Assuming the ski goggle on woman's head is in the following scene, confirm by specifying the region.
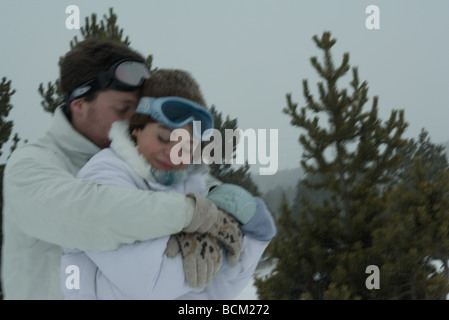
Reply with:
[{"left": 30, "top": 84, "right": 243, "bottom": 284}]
[
  {"left": 68, "top": 59, "right": 150, "bottom": 102},
  {"left": 136, "top": 96, "right": 214, "bottom": 141}
]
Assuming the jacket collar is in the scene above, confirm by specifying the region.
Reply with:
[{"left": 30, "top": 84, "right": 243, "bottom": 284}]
[
  {"left": 108, "top": 120, "right": 156, "bottom": 182},
  {"left": 48, "top": 106, "right": 100, "bottom": 170}
]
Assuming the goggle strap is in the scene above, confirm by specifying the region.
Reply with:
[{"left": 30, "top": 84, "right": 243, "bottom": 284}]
[{"left": 67, "top": 59, "right": 149, "bottom": 102}]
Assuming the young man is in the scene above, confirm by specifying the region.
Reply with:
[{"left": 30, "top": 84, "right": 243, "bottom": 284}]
[{"left": 1, "top": 39, "right": 242, "bottom": 299}]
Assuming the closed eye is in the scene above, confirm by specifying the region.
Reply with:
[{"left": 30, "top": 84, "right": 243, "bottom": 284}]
[
  {"left": 115, "top": 105, "right": 133, "bottom": 115},
  {"left": 157, "top": 135, "right": 170, "bottom": 144}
]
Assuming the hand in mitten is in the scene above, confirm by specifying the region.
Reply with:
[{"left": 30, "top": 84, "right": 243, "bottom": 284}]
[
  {"left": 183, "top": 193, "right": 219, "bottom": 233},
  {"left": 207, "top": 184, "right": 258, "bottom": 224},
  {"left": 182, "top": 193, "right": 243, "bottom": 267},
  {"left": 165, "top": 232, "right": 223, "bottom": 288},
  {"left": 207, "top": 210, "right": 243, "bottom": 267}
]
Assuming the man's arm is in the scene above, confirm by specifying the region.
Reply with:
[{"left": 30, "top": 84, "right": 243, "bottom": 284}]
[{"left": 4, "top": 148, "right": 194, "bottom": 252}]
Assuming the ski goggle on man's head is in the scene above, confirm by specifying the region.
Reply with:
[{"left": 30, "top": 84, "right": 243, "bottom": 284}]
[
  {"left": 136, "top": 96, "right": 214, "bottom": 141},
  {"left": 68, "top": 59, "right": 150, "bottom": 102}
]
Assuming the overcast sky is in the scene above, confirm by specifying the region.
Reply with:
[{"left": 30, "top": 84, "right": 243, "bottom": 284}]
[{"left": 1, "top": 0, "right": 448, "bottom": 174}]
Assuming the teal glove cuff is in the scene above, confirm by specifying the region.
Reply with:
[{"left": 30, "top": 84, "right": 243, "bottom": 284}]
[{"left": 206, "top": 183, "right": 257, "bottom": 224}]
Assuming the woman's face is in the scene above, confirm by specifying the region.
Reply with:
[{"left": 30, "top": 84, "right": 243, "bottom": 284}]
[{"left": 132, "top": 122, "right": 194, "bottom": 171}]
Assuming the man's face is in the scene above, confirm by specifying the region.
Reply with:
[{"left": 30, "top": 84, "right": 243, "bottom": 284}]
[{"left": 72, "top": 89, "right": 140, "bottom": 148}]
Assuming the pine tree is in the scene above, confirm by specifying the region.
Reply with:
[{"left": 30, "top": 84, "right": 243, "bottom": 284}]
[
  {"left": 38, "top": 7, "right": 156, "bottom": 114},
  {"left": 372, "top": 139, "right": 449, "bottom": 299},
  {"left": 254, "top": 198, "right": 301, "bottom": 299},
  {"left": 0, "top": 78, "right": 15, "bottom": 159},
  {"left": 256, "top": 31, "right": 409, "bottom": 299},
  {"left": 394, "top": 128, "right": 449, "bottom": 185},
  {"left": 376, "top": 161, "right": 449, "bottom": 299},
  {"left": 0, "top": 77, "right": 21, "bottom": 300}
]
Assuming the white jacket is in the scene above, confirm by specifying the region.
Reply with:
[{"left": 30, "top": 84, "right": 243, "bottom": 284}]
[
  {"left": 60, "top": 120, "right": 273, "bottom": 299},
  {"left": 1, "top": 107, "right": 205, "bottom": 300}
]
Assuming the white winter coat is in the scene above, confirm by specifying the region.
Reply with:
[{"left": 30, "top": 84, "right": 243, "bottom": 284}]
[
  {"left": 1, "top": 107, "right": 203, "bottom": 300},
  {"left": 60, "top": 120, "right": 272, "bottom": 299}
]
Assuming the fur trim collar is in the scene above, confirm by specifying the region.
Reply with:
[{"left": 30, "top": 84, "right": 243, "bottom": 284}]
[{"left": 108, "top": 120, "right": 156, "bottom": 182}]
